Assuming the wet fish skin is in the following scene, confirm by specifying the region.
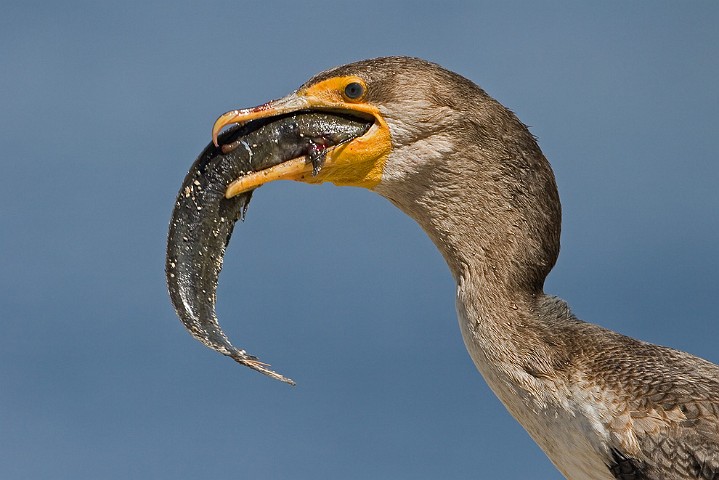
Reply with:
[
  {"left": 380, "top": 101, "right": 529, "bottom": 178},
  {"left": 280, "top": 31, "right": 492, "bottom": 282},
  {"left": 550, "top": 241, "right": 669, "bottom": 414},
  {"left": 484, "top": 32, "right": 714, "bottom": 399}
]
[{"left": 166, "top": 112, "right": 371, "bottom": 384}]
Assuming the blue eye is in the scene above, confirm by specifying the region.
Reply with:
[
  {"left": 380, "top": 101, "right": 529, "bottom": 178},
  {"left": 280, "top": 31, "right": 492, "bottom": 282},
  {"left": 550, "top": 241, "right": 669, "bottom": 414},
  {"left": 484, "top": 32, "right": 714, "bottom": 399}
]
[{"left": 344, "top": 82, "right": 365, "bottom": 100}]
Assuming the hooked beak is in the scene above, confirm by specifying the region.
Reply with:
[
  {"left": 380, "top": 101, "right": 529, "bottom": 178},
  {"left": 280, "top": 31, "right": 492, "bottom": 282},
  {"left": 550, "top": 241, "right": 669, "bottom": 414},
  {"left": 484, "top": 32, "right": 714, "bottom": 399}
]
[{"left": 211, "top": 79, "right": 392, "bottom": 198}]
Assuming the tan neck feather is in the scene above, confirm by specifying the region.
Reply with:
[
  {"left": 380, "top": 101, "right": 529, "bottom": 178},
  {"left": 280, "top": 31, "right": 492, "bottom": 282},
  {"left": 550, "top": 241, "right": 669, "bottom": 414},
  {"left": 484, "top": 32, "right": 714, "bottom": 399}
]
[{"left": 373, "top": 112, "right": 565, "bottom": 383}]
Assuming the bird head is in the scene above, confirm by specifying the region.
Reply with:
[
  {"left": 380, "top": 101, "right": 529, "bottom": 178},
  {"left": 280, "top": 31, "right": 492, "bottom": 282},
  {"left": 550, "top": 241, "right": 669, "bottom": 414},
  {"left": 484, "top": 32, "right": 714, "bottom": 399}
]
[{"left": 213, "top": 57, "right": 484, "bottom": 198}]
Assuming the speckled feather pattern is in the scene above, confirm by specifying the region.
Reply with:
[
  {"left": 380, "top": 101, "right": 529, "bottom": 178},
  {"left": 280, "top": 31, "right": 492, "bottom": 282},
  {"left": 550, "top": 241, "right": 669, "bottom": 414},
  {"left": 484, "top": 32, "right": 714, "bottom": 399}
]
[{"left": 540, "top": 297, "right": 719, "bottom": 479}]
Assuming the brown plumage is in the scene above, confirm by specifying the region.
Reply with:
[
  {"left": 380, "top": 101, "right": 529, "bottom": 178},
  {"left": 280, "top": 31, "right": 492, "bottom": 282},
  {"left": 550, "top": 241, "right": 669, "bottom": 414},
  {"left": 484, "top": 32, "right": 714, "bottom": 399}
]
[{"left": 210, "top": 57, "right": 719, "bottom": 479}]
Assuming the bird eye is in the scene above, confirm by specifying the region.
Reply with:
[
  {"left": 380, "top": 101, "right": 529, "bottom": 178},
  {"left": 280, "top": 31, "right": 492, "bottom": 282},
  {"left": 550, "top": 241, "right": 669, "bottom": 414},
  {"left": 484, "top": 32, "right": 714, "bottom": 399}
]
[{"left": 344, "top": 82, "right": 365, "bottom": 100}]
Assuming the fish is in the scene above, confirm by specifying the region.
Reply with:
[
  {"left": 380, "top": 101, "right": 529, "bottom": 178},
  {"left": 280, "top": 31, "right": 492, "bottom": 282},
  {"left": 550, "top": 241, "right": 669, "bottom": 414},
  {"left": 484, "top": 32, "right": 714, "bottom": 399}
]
[{"left": 166, "top": 112, "right": 371, "bottom": 385}]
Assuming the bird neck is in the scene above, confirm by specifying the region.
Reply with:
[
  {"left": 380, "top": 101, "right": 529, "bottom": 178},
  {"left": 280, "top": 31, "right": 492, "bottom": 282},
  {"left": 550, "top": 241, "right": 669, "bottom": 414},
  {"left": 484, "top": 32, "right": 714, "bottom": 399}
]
[
  {"left": 376, "top": 136, "right": 561, "bottom": 295},
  {"left": 374, "top": 121, "right": 564, "bottom": 387}
]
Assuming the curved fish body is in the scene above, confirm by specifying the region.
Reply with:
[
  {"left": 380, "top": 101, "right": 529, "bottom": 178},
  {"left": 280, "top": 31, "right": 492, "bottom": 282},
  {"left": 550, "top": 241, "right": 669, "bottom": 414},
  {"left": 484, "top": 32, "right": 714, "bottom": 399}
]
[{"left": 166, "top": 112, "right": 371, "bottom": 384}]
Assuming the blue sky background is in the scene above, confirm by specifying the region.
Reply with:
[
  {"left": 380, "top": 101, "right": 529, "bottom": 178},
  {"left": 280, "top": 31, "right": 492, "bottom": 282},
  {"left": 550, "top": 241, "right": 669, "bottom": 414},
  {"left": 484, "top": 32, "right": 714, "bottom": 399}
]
[{"left": 1, "top": 2, "right": 718, "bottom": 478}]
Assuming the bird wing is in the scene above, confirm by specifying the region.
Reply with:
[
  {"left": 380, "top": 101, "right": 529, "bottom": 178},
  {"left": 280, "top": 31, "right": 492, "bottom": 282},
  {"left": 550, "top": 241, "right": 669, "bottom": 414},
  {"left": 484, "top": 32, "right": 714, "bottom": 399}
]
[
  {"left": 609, "top": 399, "right": 719, "bottom": 479},
  {"left": 596, "top": 339, "right": 719, "bottom": 479},
  {"left": 560, "top": 318, "right": 719, "bottom": 479}
]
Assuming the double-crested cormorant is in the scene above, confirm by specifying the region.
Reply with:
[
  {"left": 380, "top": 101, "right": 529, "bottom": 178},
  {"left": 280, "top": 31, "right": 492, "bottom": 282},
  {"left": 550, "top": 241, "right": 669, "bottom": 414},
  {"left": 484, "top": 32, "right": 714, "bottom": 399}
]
[{"left": 210, "top": 57, "right": 719, "bottom": 480}]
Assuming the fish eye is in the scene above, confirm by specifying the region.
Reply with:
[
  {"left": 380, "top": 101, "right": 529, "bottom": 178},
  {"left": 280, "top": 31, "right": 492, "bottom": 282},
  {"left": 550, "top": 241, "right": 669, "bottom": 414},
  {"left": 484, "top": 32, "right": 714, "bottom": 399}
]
[{"left": 344, "top": 82, "right": 365, "bottom": 100}]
